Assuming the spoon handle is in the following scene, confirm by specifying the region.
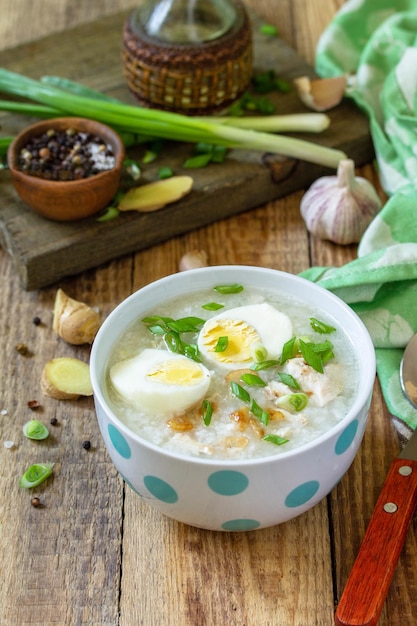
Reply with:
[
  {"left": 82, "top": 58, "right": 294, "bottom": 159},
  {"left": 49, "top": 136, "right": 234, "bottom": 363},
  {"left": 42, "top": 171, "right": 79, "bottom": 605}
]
[{"left": 335, "top": 457, "right": 417, "bottom": 626}]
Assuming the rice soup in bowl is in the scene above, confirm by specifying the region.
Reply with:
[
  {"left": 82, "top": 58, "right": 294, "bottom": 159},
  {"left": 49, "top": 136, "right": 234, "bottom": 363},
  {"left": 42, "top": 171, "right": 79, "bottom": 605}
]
[{"left": 90, "top": 266, "right": 376, "bottom": 531}]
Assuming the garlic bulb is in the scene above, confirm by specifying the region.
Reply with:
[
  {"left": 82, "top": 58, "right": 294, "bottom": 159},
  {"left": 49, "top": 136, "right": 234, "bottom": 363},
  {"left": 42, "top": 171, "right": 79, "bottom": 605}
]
[{"left": 300, "top": 159, "right": 382, "bottom": 245}]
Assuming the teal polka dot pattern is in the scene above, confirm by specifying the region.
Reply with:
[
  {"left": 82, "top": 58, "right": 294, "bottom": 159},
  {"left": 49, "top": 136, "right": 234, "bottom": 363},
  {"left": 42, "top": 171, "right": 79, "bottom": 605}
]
[
  {"left": 208, "top": 470, "right": 249, "bottom": 495},
  {"left": 221, "top": 519, "right": 261, "bottom": 531},
  {"left": 285, "top": 480, "right": 320, "bottom": 508},
  {"left": 335, "top": 419, "right": 359, "bottom": 455},
  {"left": 108, "top": 424, "right": 131, "bottom": 459},
  {"left": 122, "top": 475, "right": 143, "bottom": 497},
  {"left": 144, "top": 475, "right": 178, "bottom": 503}
]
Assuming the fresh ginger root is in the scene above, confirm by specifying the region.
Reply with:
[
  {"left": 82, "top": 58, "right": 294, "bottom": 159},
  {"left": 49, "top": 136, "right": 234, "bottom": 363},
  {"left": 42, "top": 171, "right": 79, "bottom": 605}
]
[
  {"left": 53, "top": 288, "right": 101, "bottom": 345},
  {"left": 118, "top": 176, "right": 193, "bottom": 212},
  {"left": 41, "top": 357, "right": 93, "bottom": 400}
]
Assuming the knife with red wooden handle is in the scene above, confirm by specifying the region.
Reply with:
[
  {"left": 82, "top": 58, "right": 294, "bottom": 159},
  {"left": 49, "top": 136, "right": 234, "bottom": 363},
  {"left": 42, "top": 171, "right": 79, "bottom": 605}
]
[{"left": 334, "top": 428, "right": 417, "bottom": 626}]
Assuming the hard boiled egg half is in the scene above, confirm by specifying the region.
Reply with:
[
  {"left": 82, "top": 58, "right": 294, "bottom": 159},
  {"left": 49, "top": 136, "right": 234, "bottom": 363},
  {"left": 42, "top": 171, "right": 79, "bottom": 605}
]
[
  {"left": 198, "top": 303, "right": 293, "bottom": 370},
  {"left": 109, "top": 348, "right": 211, "bottom": 415}
]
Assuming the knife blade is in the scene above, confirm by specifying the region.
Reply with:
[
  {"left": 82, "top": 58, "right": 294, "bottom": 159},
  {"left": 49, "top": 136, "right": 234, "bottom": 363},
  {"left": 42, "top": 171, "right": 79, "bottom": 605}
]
[{"left": 335, "top": 336, "right": 417, "bottom": 626}]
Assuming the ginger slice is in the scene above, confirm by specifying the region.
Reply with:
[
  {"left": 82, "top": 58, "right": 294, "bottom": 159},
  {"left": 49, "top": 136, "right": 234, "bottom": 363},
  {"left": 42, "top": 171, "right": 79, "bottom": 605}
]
[
  {"left": 118, "top": 176, "right": 193, "bottom": 212},
  {"left": 41, "top": 357, "right": 93, "bottom": 400},
  {"left": 53, "top": 288, "right": 101, "bottom": 345}
]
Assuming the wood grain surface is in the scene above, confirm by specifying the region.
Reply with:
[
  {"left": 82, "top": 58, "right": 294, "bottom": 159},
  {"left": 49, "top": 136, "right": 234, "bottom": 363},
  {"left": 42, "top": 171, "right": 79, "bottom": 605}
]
[{"left": 0, "top": 2, "right": 415, "bottom": 626}]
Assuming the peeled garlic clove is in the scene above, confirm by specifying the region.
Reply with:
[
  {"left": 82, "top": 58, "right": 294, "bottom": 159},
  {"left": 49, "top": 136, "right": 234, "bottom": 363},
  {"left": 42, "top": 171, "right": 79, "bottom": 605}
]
[
  {"left": 294, "top": 75, "right": 347, "bottom": 111},
  {"left": 53, "top": 288, "right": 101, "bottom": 345},
  {"left": 179, "top": 250, "right": 208, "bottom": 271},
  {"left": 300, "top": 159, "right": 382, "bottom": 245}
]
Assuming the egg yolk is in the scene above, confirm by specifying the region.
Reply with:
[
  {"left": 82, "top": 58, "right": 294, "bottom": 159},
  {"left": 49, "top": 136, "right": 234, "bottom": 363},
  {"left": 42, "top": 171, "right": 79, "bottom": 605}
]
[
  {"left": 147, "top": 359, "right": 206, "bottom": 385},
  {"left": 200, "top": 319, "right": 261, "bottom": 364}
]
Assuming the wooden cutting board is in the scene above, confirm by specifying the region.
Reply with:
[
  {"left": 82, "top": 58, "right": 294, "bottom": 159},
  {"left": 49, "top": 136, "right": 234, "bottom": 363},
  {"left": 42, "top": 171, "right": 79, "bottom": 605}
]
[{"left": 0, "top": 9, "right": 373, "bottom": 290}]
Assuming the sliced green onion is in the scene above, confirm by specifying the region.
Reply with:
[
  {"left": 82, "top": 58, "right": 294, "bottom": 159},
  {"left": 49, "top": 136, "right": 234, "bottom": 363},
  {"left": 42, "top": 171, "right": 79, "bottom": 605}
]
[
  {"left": 166, "top": 317, "right": 205, "bottom": 333},
  {"left": 213, "top": 283, "right": 244, "bottom": 294},
  {"left": 142, "top": 315, "right": 173, "bottom": 329},
  {"left": 252, "top": 70, "right": 291, "bottom": 94},
  {"left": 183, "top": 343, "right": 200, "bottom": 361},
  {"left": 20, "top": 463, "right": 54, "bottom": 488},
  {"left": 280, "top": 336, "right": 297, "bottom": 365},
  {"left": 299, "top": 339, "right": 324, "bottom": 373},
  {"left": 142, "top": 140, "right": 164, "bottom": 163},
  {"left": 250, "top": 343, "right": 268, "bottom": 362},
  {"left": 278, "top": 372, "right": 300, "bottom": 390},
  {"left": 96, "top": 206, "right": 120, "bottom": 222},
  {"left": 230, "top": 381, "right": 250, "bottom": 403},
  {"left": 260, "top": 24, "right": 278, "bottom": 37},
  {"left": 0, "top": 68, "right": 347, "bottom": 168},
  {"left": 262, "top": 434, "right": 289, "bottom": 446},
  {"left": 274, "top": 392, "right": 308, "bottom": 413},
  {"left": 184, "top": 153, "right": 212, "bottom": 169},
  {"left": 210, "top": 145, "right": 227, "bottom": 163},
  {"left": 312, "top": 340, "right": 335, "bottom": 366},
  {"left": 158, "top": 166, "right": 173, "bottom": 179},
  {"left": 124, "top": 158, "right": 141, "bottom": 180},
  {"left": 251, "top": 359, "right": 280, "bottom": 371},
  {"left": 184, "top": 143, "right": 228, "bottom": 168},
  {"left": 201, "top": 399, "right": 213, "bottom": 426},
  {"left": 201, "top": 302, "right": 224, "bottom": 311},
  {"left": 240, "top": 373, "right": 266, "bottom": 387},
  {"left": 214, "top": 336, "right": 228, "bottom": 352},
  {"left": 141, "top": 314, "right": 203, "bottom": 361},
  {"left": 310, "top": 317, "right": 336, "bottom": 334},
  {"left": 23, "top": 419, "right": 49, "bottom": 440},
  {"left": 250, "top": 399, "right": 269, "bottom": 425}
]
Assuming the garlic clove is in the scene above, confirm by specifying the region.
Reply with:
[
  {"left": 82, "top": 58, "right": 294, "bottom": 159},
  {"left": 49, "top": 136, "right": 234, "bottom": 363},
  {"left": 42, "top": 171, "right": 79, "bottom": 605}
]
[
  {"left": 52, "top": 288, "right": 101, "bottom": 345},
  {"left": 294, "top": 75, "right": 347, "bottom": 111},
  {"left": 300, "top": 159, "right": 383, "bottom": 245},
  {"left": 179, "top": 250, "right": 208, "bottom": 271}
]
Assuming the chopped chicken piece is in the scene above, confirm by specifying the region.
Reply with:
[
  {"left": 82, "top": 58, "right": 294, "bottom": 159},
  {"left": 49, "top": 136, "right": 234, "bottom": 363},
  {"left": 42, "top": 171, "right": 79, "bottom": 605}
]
[
  {"left": 284, "top": 357, "right": 342, "bottom": 407},
  {"left": 264, "top": 381, "right": 292, "bottom": 400}
]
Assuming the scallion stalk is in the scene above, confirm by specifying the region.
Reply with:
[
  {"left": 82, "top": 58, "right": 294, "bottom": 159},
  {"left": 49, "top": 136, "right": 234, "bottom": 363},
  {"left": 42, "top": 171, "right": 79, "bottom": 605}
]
[
  {"left": 41, "top": 75, "right": 123, "bottom": 104},
  {"left": 0, "top": 100, "right": 61, "bottom": 118},
  {"left": 195, "top": 113, "right": 331, "bottom": 133},
  {"left": 0, "top": 136, "right": 13, "bottom": 155},
  {"left": 0, "top": 68, "right": 347, "bottom": 168}
]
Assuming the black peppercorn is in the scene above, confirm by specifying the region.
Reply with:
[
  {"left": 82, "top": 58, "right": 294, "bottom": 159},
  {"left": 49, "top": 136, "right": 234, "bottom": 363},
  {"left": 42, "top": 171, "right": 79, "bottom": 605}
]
[
  {"left": 82, "top": 440, "right": 91, "bottom": 450},
  {"left": 17, "top": 128, "right": 116, "bottom": 181},
  {"left": 50, "top": 417, "right": 58, "bottom": 426},
  {"left": 32, "top": 316, "right": 41, "bottom": 326}
]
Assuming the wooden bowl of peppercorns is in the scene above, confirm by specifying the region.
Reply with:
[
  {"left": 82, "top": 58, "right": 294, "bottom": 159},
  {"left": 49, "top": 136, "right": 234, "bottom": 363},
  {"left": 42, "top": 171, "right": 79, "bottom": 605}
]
[{"left": 7, "top": 117, "right": 125, "bottom": 221}]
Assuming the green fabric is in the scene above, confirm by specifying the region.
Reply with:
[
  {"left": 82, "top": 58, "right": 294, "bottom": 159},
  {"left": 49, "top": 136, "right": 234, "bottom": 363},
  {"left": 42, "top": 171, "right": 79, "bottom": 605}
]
[{"left": 301, "top": 0, "right": 417, "bottom": 438}]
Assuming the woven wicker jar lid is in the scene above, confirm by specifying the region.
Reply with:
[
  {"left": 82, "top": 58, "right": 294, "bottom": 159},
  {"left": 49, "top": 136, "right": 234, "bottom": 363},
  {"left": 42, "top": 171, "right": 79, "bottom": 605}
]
[{"left": 122, "top": 0, "right": 253, "bottom": 115}]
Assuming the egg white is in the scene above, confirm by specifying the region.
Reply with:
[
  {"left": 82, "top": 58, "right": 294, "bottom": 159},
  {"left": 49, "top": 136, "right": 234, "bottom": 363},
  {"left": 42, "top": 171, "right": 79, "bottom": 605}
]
[
  {"left": 109, "top": 348, "right": 211, "bottom": 415},
  {"left": 197, "top": 302, "right": 293, "bottom": 370}
]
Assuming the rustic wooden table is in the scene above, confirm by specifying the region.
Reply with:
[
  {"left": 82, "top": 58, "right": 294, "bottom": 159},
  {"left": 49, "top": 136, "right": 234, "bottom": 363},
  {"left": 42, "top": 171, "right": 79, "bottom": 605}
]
[{"left": 0, "top": 1, "right": 415, "bottom": 625}]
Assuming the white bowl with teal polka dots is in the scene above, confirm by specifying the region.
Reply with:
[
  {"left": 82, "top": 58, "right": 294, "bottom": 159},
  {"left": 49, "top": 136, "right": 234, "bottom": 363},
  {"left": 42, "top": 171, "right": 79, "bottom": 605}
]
[{"left": 90, "top": 266, "right": 376, "bottom": 531}]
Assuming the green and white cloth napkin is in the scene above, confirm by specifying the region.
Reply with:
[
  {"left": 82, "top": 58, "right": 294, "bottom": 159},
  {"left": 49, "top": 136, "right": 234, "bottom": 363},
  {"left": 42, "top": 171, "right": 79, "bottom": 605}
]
[{"left": 299, "top": 0, "right": 417, "bottom": 440}]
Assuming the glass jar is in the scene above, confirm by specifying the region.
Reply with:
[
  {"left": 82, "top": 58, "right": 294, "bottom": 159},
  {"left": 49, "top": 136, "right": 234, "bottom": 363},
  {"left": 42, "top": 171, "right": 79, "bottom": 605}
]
[
  {"left": 131, "top": 0, "right": 238, "bottom": 44},
  {"left": 122, "top": 0, "right": 253, "bottom": 114}
]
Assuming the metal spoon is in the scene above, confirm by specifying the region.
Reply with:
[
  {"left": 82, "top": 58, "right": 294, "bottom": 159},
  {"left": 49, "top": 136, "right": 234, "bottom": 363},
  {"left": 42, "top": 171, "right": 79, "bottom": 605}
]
[{"left": 335, "top": 333, "right": 417, "bottom": 626}]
